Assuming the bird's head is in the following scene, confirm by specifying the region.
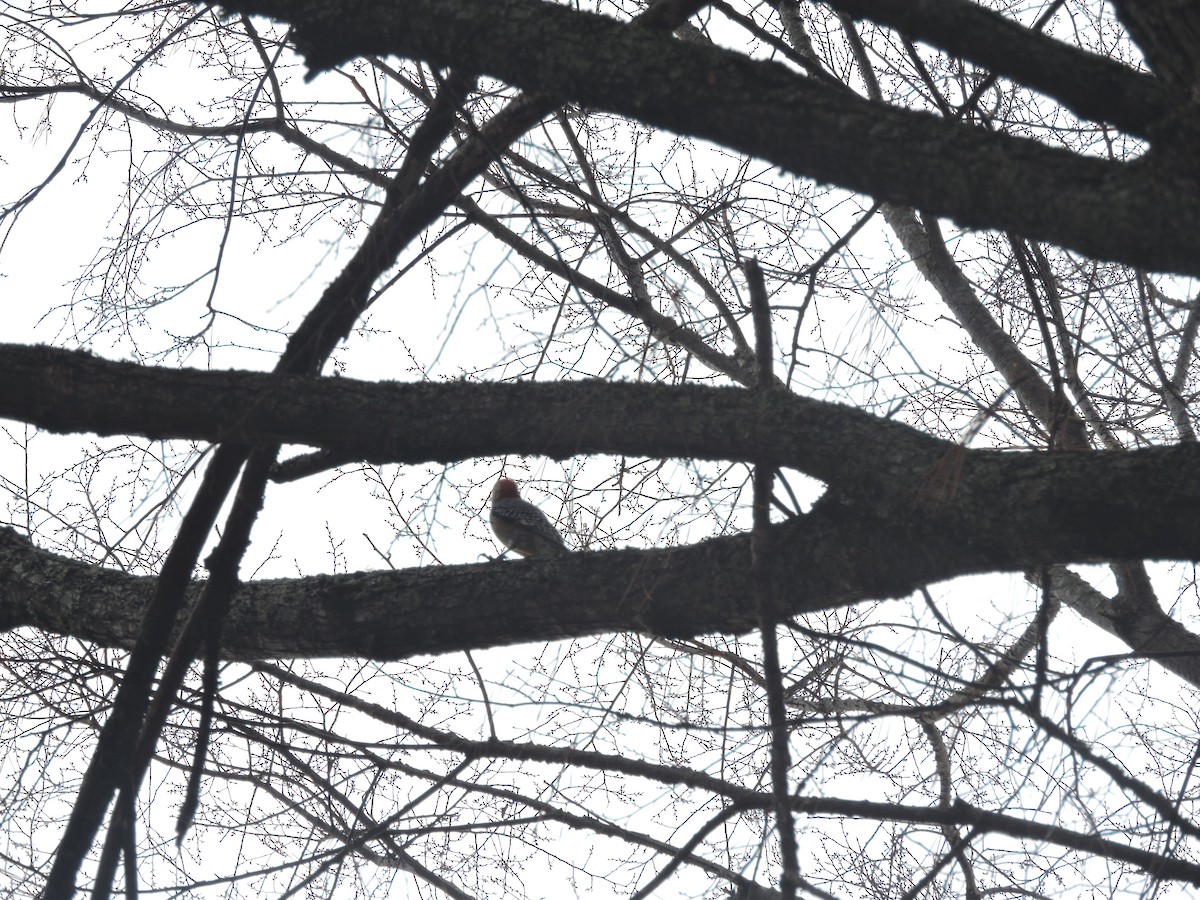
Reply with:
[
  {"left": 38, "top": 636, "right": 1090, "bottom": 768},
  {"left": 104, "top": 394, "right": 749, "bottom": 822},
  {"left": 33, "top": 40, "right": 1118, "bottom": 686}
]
[{"left": 492, "top": 477, "right": 521, "bottom": 502}]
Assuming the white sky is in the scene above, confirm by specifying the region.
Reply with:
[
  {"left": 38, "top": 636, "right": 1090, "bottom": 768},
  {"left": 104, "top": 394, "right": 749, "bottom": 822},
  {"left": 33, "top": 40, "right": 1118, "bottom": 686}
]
[{"left": 1, "top": 7, "right": 1196, "bottom": 897}]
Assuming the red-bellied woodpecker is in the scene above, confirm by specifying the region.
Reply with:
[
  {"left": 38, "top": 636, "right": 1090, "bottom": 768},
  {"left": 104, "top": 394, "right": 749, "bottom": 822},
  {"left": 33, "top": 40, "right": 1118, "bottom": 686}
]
[{"left": 489, "top": 477, "right": 569, "bottom": 558}]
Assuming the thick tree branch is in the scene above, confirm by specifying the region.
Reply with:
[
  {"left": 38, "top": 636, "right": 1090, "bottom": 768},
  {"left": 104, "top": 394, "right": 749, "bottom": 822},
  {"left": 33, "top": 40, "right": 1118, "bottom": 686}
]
[
  {"left": 5, "top": 346, "right": 1200, "bottom": 539},
  {"left": 1112, "top": 0, "right": 1200, "bottom": 96},
  {"left": 817, "top": 0, "right": 1170, "bottom": 137},
  {"left": 3, "top": 423, "right": 1199, "bottom": 661},
  {"left": 0, "top": 343, "right": 947, "bottom": 489},
  {"left": 209, "top": 0, "right": 1200, "bottom": 275}
]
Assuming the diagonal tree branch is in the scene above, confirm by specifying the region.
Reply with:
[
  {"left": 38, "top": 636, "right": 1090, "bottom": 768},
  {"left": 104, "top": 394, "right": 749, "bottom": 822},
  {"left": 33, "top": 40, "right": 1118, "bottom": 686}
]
[
  {"left": 817, "top": 0, "right": 1170, "bottom": 136},
  {"left": 209, "top": 0, "right": 1200, "bottom": 275}
]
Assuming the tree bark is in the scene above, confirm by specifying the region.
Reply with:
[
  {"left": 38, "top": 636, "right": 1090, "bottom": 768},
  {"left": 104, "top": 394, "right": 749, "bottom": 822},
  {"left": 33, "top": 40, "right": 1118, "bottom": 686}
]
[
  {"left": 208, "top": 0, "right": 1200, "bottom": 275},
  {"left": 3, "top": 420, "right": 1199, "bottom": 660}
]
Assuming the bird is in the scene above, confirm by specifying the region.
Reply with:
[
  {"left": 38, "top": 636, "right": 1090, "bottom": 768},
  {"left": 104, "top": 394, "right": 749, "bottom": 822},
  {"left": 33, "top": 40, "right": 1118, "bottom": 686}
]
[{"left": 489, "top": 477, "right": 569, "bottom": 558}]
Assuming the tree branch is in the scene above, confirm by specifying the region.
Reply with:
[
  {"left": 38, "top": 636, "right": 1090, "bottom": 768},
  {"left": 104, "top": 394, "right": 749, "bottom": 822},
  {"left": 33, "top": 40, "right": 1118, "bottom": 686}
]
[
  {"left": 4, "top": 419, "right": 1200, "bottom": 663},
  {"left": 208, "top": 0, "right": 1200, "bottom": 275},
  {"left": 817, "top": 0, "right": 1169, "bottom": 137},
  {"left": 0, "top": 343, "right": 947, "bottom": 489}
]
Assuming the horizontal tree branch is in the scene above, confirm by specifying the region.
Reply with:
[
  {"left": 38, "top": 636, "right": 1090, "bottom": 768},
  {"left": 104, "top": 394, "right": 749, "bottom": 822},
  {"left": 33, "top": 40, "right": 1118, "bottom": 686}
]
[
  {"left": 4, "top": 342, "right": 1200, "bottom": 531},
  {"left": 3, "top": 431, "right": 1198, "bottom": 659},
  {"left": 210, "top": 0, "right": 1200, "bottom": 275},
  {"left": 5, "top": 344, "right": 1199, "bottom": 661},
  {"left": 0, "top": 343, "right": 947, "bottom": 491}
]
